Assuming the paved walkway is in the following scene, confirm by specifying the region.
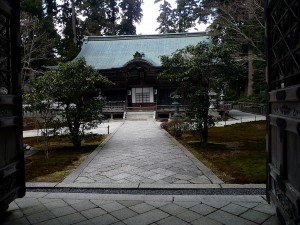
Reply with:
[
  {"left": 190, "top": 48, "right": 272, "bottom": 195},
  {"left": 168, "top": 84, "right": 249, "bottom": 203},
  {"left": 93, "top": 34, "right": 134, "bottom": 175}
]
[
  {"left": 2, "top": 192, "right": 280, "bottom": 225},
  {"left": 2, "top": 111, "right": 280, "bottom": 225},
  {"left": 60, "top": 120, "right": 223, "bottom": 188}
]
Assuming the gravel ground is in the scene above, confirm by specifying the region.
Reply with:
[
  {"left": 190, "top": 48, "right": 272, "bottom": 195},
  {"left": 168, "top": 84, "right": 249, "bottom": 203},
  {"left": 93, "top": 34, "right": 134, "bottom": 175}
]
[{"left": 27, "top": 187, "right": 266, "bottom": 195}]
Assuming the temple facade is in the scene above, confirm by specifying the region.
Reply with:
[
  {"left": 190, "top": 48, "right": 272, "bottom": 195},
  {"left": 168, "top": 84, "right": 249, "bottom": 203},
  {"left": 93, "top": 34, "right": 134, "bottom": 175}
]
[{"left": 74, "top": 32, "right": 211, "bottom": 117}]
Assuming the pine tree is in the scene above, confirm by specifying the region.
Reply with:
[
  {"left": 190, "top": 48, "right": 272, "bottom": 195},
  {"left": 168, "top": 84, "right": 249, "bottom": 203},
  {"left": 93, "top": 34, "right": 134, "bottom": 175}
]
[
  {"left": 155, "top": 0, "right": 177, "bottom": 33},
  {"left": 118, "top": 0, "right": 143, "bottom": 35}
]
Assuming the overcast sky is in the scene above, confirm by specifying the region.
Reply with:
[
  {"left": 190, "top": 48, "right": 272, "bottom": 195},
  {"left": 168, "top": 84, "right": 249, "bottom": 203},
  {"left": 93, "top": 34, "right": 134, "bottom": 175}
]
[{"left": 136, "top": 0, "right": 208, "bottom": 34}]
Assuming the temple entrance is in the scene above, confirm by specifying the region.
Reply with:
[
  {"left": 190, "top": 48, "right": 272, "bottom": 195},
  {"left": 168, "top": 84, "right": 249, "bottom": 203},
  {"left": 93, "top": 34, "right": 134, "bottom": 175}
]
[{"left": 131, "top": 87, "right": 155, "bottom": 107}]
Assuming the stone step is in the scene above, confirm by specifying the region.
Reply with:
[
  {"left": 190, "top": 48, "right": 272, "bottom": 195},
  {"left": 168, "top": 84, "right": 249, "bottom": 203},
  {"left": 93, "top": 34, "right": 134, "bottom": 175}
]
[{"left": 125, "top": 111, "right": 155, "bottom": 121}]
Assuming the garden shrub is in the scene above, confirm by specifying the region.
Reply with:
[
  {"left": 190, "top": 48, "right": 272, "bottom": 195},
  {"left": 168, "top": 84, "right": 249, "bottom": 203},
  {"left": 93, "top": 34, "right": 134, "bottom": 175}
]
[{"left": 161, "top": 118, "right": 188, "bottom": 137}]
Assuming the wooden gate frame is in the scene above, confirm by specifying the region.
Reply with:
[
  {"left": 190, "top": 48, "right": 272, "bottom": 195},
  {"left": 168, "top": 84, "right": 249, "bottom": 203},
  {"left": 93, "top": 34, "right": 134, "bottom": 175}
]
[
  {"left": 0, "top": 0, "right": 25, "bottom": 213},
  {"left": 265, "top": 0, "right": 300, "bottom": 224}
]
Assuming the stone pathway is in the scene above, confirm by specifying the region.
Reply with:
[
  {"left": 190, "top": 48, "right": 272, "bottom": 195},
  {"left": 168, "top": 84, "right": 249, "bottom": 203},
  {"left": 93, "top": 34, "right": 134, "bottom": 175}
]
[
  {"left": 2, "top": 115, "right": 281, "bottom": 224},
  {"left": 61, "top": 120, "right": 223, "bottom": 188},
  {"left": 1, "top": 192, "right": 280, "bottom": 225}
]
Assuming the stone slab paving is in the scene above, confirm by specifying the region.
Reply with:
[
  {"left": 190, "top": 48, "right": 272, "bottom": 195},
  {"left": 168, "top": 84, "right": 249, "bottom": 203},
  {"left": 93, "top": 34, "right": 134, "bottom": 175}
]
[
  {"left": 1, "top": 192, "right": 280, "bottom": 225},
  {"left": 60, "top": 120, "right": 223, "bottom": 188},
  {"left": 58, "top": 120, "right": 223, "bottom": 188}
]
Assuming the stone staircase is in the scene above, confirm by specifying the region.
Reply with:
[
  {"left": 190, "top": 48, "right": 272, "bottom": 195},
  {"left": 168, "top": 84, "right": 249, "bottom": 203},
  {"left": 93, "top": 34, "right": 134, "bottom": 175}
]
[{"left": 125, "top": 111, "right": 155, "bottom": 121}]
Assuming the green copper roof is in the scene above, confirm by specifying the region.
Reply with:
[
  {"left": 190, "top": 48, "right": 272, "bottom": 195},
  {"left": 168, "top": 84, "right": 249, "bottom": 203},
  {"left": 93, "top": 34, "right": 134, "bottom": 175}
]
[{"left": 75, "top": 32, "right": 211, "bottom": 70}]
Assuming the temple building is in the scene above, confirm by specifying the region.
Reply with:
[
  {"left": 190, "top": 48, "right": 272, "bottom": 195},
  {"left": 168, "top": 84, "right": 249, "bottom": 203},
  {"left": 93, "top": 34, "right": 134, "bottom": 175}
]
[{"left": 74, "top": 32, "right": 211, "bottom": 118}]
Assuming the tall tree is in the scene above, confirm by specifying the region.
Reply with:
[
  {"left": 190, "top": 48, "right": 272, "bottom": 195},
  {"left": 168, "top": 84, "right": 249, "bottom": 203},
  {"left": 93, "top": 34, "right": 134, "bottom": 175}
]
[
  {"left": 20, "top": 0, "right": 44, "bottom": 18},
  {"left": 57, "top": 0, "right": 82, "bottom": 60},
  {"left": 155, "top": 0, "right": 177, "bottom": 33},
  {"left": 79, "top": 0, "right": 107, "bottom": 35},
  {"left": 175, "top": 0, "right": 198, "bottom": 32},
  {"left": 25, "top": 58, "right": 112, "bottom": 147},
  {"left": 118, "top": 0, "right": 143, "bottom": 35},
  {"left": 204, "top": 0, "right": 265, "bottom": 96},
  {"left": 160, "top": 42, "right": 240, "bottom": 143},
  {"left": 105, "top": 0, "right": 120, "bottom": 35},
  {"left": 20, "top": 12, "right": 54, "bottom": 91}
]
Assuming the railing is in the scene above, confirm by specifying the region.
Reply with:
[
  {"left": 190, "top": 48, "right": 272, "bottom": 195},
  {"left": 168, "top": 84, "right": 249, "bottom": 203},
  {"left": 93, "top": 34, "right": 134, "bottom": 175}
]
[
  {"left": 102, "top": 101, "right": 125, "bottom": 113},
  {"left": 232, "top": 102, "right": 266, "bottom": 115},
  {"left": 156, "top": 105, "right": 188, "bottom": 112}
]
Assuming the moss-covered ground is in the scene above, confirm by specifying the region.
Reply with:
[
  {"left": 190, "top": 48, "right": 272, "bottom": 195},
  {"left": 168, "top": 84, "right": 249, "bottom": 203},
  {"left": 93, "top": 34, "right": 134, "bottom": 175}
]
[
  {"left": 24, "top": 134, "right": 106, "bottom": 182},
  {"left": 177, "top": 121, "right": 266, "bottom": 183}
]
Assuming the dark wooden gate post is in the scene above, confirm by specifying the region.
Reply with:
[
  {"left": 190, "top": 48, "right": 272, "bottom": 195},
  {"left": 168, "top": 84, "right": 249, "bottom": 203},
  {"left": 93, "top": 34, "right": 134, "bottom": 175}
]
[
  {"left": 0, "top": 0, "right": 26, "bottom": 213},
  {"left": 265, "top": 0, "right": 300, "bottom": 224}
]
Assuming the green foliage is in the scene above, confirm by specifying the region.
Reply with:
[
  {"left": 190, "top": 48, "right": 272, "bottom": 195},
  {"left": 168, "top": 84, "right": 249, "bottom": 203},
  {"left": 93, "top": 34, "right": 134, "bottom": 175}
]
[
  {"left": 160, "top": 42, "right": 241, "bottom": 143},
  {"left": 24, "top": 58, "right": 113, "bottom": 147},
  {"left": 161, "top": 118, "right": 187, "bottom": 137},
  {"left": 21, "top": 0, "right": 44, "bottom": 18},
  {"left": 238, "top": 92, "right": 266, "bottom": 103}
]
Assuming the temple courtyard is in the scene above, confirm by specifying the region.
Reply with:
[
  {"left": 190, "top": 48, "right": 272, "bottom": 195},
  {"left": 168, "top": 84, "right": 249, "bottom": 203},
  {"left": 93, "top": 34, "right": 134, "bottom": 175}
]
[{"left": 1, "top": 111, "right": 280, "bottom": 225}]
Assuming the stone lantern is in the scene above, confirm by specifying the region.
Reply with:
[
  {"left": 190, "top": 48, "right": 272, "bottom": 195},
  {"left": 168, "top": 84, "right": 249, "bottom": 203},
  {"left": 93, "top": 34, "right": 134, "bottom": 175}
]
[
  {"left": 171, "top": 94, "right": 182, "bottom": 117},
  {"left": 208, "top": 89, "right": 217, "bottom": 109}
]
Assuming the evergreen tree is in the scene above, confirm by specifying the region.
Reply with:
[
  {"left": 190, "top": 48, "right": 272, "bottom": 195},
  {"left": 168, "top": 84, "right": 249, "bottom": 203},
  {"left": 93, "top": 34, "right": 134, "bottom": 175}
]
[
  {"left": 21, "top": 0, "right": 44, "bottom": 18},
  {"left": 175, "top": 0, "right": 197, "bottom": 32},
  {"left": 118, "top": 0, "right": 143, "bottom": 35},
  {"left": 155, "top": 0, "right": 177, "bottom": 33}
]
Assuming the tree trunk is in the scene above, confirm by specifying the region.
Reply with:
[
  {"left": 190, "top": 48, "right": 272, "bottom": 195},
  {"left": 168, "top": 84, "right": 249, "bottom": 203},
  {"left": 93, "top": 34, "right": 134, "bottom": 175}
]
[
  {"left": 247, "top": 48, "right": 254, "bottom": 96},
  {"left": 71, "top": 0, "right": 77, "bottom": 45},
  {"left": 72, "top": 137, "right": 81, "bottom": 148}
]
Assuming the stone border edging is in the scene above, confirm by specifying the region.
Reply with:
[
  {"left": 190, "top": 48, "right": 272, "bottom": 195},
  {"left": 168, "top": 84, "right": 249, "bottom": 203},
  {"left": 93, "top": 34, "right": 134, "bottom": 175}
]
[
  {"left": 59, "top": 121, "right": 125, "bottom": 183},
  {"left": 153, "top": 121, "right": 224, "bottom": 184}
]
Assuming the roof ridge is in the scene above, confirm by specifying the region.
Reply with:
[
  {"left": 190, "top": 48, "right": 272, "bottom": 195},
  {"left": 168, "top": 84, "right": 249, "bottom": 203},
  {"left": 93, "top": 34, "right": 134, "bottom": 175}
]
[{"left": 83, "top": 32, "right": 209, "bottom": 42}]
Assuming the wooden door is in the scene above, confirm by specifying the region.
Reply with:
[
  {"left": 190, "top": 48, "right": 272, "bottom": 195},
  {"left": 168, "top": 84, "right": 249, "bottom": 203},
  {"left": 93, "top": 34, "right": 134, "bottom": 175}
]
[
  {"left": 0, "top": 0, "right": 25, "bottom": 213},
  {"left": 266, "top": 0, "right": 300, "bottom": 224}
]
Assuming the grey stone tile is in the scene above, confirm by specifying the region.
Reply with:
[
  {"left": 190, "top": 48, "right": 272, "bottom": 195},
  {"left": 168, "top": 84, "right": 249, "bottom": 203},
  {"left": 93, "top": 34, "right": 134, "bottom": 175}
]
[
  {"left": 253, "top": 204, "right": 276, "bottom": 215},
  {"left": 262, "top": 216, "right": 281, "bottom": 225},
  {"left": 191, "top": 217, "right": 223, "bottom": 225},
  {"left": 21, "top": 204, "right": 48, "bottom": 216},
  {"left": 156, "top": 216, "right": 189, "bottom": 225},
  {"left": 58, "top": 212, "right": 87, "bottom": 225},
  {"left": 208, "top": 210, "right": 257, "bottom": 225},
  {"left": 122, "top": 213, "right": 153, "bottom": 225},
  {"left": 71, "top": 200, "right": 97, "bottom": 211},
  {"left": 173, "top": 201, "right": 199, "bottom": 209},
  {"left": 234, "top": 202, "right": 260, "bottom": 209},
  {"left": 62, "top": 199, "right": 85, "bottom": 205},
  {"left": 240, "top": 209, "right": 270, "bottom": 224},
  {"left": 159, "top": 204, "right": 187, "bottom": 215},
  {"left": 123, "top": 209, "right": 169, "bottom": 225},
  {"left": 145, "top": 201, "right": 171, "bottom": 208},
  {"left": 110, "top": 173, "right": 131, "bottom": 181},
  {"left": 200, "top": 199, "right": 230, "bottom": 209},
  {"left": 176, "top": 210, "right": 202, "bottom": 222},
  {"left": 35, "top": 218, "right": 63, "bottom": 225},
  {"left": 221, "top": 203, "right": 249, "bottom": 215},
  {"left": 111, "top": 222, "right": 126, "bottom": 225},
  {"left": 116, "top": 200, "right": 143, "bottom": 207},
  {"left": 129, "top": 203, "right": 155, "bottom": 214},
  {"left": 162, "top": 177, "right": 179, "bottom": 183},
  {"left": 51, "top": 206, "right": 76, "bottom": 217},
  {"left": 81, "top": 207, "right": 107, "bottom": 219},
  {"left": 190, "top": 204, "right": 217, "bottom": 215},
  {"left": 90, "top": 200, "right": 114, "bottom": 207},
  {"left": 148, "top": 174, "right": 169, "bottom": 181},
  {"left": 15, "top": 198, "right": 40, "bottom": 208},
  {"left": 27, "top": 211, "right": 56, "bottom": 224},
  {"left": 189, "top": 176, "right": 212, "bottom": 184},
  {"left": 8, "top": 202, "right": 19, "bottom": 211},
  {"left": 89, "top": 214, "right": 119, "bottom": 225},
  {"left": 100, "top": 202, "right": 125, "bottom": 212},
  {"left": 110, "top": 208, "right": 138, "bottom": 220},
  {"left": 44, "top": 199, "right": 69, "bottom": 210}
]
